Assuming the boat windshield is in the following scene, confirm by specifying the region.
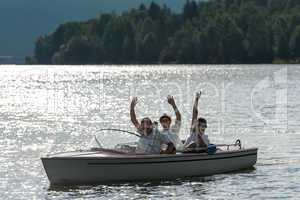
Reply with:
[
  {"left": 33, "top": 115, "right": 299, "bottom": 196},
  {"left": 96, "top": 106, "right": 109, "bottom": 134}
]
[{"left": 89, "top": 129, "right": 140, "bottom": 152}]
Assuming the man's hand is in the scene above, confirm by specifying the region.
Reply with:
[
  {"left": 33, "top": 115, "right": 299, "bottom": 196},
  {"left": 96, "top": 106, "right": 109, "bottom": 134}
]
[
  {"left": 131, "top": 97, "right": 138, "bottom": 108},
  {"left": 162, "top": 142, "right": 176, "bottom": 154},
  {"left": 196, "top": 92, "right": 201, "bottom": 100},
  {"left": 167, "top": 95, "right": 176, "bottom": 106},
  {"left": 168, "top": 95, "right": 181, "bottom": 121}
]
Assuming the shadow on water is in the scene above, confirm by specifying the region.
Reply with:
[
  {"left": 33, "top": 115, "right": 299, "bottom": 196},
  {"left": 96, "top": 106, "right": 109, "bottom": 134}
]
[
  {"left": 49, "top": 178, "right": 198, "bottom": 191},
  {"left": 48, "top": 177, "right": 212, "bottom": 192},
  {"left": 46, "top": 177, "right": 213, "bottom": 199},
  {"left": 47, "top": 167, "right": 257, "bottom": 193}
]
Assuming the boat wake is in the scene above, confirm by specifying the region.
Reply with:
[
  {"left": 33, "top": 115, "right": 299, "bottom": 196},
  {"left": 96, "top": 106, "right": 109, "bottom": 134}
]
[{"left": 256, "top": 159, "right": 300, "bottom": 166}]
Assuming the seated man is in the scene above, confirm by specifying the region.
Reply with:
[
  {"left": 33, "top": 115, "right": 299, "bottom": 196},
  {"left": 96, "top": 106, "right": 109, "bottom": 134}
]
[
  {"left": 130, "top": 97, "right": 175, "bottom": 154},
  {"left": 159, "top": 95, "right": 183, "bottom": 151},
  {"left": 184, "top": 92, "right": 210, "bottom": 149}
]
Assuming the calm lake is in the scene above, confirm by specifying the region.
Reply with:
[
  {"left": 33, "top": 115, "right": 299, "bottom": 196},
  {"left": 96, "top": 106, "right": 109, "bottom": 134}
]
[{"left": 0, "top": 65, "right": 299, "bottom": 199}]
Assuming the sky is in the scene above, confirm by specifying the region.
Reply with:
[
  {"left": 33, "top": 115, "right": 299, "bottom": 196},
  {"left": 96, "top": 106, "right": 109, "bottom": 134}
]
[{"left": 0, "top": 0, "right": 185, "bottom": 58}]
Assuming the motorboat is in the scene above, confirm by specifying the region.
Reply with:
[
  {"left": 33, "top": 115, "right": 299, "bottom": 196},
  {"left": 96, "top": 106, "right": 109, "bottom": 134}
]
[{"left": 41, "top": 129, "right": 258, "bottom": 185}]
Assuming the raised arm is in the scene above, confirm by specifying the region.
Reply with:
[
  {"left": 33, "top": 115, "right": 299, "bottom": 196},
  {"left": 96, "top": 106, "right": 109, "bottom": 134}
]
[
  {"left": 130, "top": 97, "right": 140, "bottom": 129},
  {"left": 191, "top": 92, "right": 201, "bottom": 128},
  {"left": 167, "top": 95, "right": 181, "bottom": 123}
]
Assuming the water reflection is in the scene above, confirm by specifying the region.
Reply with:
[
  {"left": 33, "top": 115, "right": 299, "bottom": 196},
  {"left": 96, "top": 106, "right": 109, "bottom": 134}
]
[
  {"left": 47, "top": 172, "right": 272, "bottom": 200},
  {"left": 1, "top": 65, "right": 300, "bottom": 199},
  {"left": 47, "top": 176, "right": 217, "bottom": 199}
]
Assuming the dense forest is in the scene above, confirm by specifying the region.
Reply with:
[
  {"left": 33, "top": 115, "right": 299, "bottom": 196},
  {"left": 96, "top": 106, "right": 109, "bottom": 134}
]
[{"left": 27, "top": 0, "right": 300, "bottom": 64}]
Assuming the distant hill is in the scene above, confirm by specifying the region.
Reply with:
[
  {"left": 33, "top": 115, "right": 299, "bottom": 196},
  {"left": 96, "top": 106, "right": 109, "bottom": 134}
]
[
  {"left": 29, "top": 0, "right": 300, "bottom": 65},
  {"left": 0, "top": 0, "right": 184, "bottom": 58}
]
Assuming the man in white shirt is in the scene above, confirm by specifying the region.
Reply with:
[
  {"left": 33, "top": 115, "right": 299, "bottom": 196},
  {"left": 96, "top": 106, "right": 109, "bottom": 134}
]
[
  {"left": 159, "top": 95, "right": 183, "bottom": 151},
  {"left": 130, "top": 97, "right": 175, "bottom": 154}
]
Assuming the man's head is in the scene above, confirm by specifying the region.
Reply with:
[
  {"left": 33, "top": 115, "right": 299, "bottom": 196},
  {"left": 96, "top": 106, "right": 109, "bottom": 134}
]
[
  {"left": 140, "top": 117, "right": 153, "bottom": 135},
  {"left": 159, "top": 114, "right": 172, "bottom": 130},
  {"left": 197, "top": 117, "right": 207, "bottom": 134}
]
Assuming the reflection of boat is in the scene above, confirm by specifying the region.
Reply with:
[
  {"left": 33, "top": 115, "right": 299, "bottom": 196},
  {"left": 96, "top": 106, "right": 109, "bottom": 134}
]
[{"left": 42, "top": 142, "right": 257, "bottom": 185}]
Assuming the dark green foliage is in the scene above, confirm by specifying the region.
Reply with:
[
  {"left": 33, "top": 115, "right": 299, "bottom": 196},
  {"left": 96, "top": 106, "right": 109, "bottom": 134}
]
[
  {"left": 52, "top": 36, "right": 98, "bottom": 64},
  {"left": 221, "top": 15, "right": 246, "bottom": 63},
  {"left": 244, "top": 13, "right": 273, "bottom": 63},
  {"left": 290, "top": 25, "right": 300, "bottom": 57},
  {"left": 35, "top": 36, "right": 54, "bottom": 64},
  {"left": 29, "top": 0, "right": 300, "bottom": 64},
  {"left": 272, "top": 16, "right": 290, "bottom": 59},
  {"left": 183, "top": 0, "right": 198, "bottom": 20},
  {"left": 148, "top": 2, "right": 162, "bottom": 20},
  {"left": 161, "top": 23, "right": 202, "bottom": 64}
]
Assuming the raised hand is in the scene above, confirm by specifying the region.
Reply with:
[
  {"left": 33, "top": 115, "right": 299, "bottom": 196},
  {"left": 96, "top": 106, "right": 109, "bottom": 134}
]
[
  {"left": 196, "top": 91, "right": 201, "bottom": 100},
  {"left": 131, "top": 97, "right": 138, "bottom": 108},
  {"left": 167, "top": 95, "right": 176, "bottom": 106},
  {"left": 168, "top": 95, "right": 181, "bottom": 121}
]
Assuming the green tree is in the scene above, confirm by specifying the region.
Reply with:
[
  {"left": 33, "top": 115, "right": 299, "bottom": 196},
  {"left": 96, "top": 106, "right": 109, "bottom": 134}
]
[
  {"left": 30, "top": 0, "right": 300, "bottom": 64},
  {"left": 219, "top": 15, "right": 246, "bottom": 63},
  {"left": 139, "top": 4, "right": 146, "bottom": 11},
  {"left": 269, "top": 0, "right": 288, "bottom": 11},
  {"left": 35, "top": 36, "right": 54, "bottom": 64},
  {"left": 272, "top": 16, "right": 290, "bottom": 59},
  {"left": 287, "top": 0, "right": 300, "bottom": 9},
  {"left": 62, "top": 36, "right": 97, "bottom": 64},
  {"left": 148, "top": 2, "right": 161, "bottom": 20},
  {"left": 94, "top": 14, "right": 114, "bottom": 37},
  {"left": 245, "top": 14, "right": 273, "bottom": 63},
  {"left": 202, "top": 21, "right": 225, "bottom": 63},
  {"left": 140, "top": 17, "right": 155, "bottom": 36},
  {"left": 122, "top": 36, "right": 135, "bottom": 63},
  {"left": 102, "top": 17, "right": 126, "bottom": 63},
  {"left": 136, "top": 32, "right": 159, "bottom": 63},
  {"left": 236, "top": 2, "right": 260, "bottom": 33},
  {"left": 160, "top": 23, "right": 203, "bottom": 64},
  {"left": 183, "top": 0, "right": 198, "bottom": 21},
  {"left": 289, "top": 25, "right": 300, "bottom": 58}
]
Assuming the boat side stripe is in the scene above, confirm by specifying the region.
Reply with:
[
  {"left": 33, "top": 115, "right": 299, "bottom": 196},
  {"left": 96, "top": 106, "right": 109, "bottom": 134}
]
[{"left": 87, "top": 152, "right": 257, "bottom": 165}]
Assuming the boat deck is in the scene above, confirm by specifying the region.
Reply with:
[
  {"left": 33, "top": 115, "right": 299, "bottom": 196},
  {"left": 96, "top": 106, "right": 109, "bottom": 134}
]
[
  {"left": 48, "top": 149, "right": 136, "bottom": 158},
  {"left": 45, "top": 147, "right": 256, "bottom": 159}
]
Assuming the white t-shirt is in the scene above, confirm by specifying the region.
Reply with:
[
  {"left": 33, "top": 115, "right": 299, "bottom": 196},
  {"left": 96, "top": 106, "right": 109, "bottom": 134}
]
[
  {"left": 136, "top": 128, "right": 170, "bottom": 154},
  {"left": 184, "top": 132, "right": 210, "bottom": 148},
  {"left": 161, "top": 121, "right": 183, "bottom": 151}
]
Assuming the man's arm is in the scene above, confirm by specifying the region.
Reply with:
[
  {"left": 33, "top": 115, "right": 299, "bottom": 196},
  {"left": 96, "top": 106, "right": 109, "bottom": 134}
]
[
  {"left": 191, "top": 92, "right": 201, "bottom": 128},
  {"left": 130, "top": 97, "right": 140, "bottom": 130},
  {"left": 167, "top": 95, "right": 181, "bottom": 123}
]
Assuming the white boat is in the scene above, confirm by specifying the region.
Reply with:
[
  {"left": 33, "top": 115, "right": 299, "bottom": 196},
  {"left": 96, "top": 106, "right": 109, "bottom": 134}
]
[{"left": 41, "top": 138, "right": 258, "bottom": 185}]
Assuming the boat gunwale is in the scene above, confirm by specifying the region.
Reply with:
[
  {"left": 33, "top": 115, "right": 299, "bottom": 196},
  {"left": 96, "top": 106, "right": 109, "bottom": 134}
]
[
  {"left": 86, "top": 152, "right": 257, "bottom": 165},
  {"left": 41, "top": 148, "right": 258, "bottom": 162}
]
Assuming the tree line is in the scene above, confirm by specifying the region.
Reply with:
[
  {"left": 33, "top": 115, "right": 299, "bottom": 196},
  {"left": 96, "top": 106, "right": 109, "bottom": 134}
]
[{"left": 27, "top": 0, "right": 300, "bottom": 64}]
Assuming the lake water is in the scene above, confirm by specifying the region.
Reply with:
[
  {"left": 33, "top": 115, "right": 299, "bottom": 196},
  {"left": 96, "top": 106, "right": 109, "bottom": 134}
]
[{"left": 0, "top": 65, "right": 299, "bottom": 199}]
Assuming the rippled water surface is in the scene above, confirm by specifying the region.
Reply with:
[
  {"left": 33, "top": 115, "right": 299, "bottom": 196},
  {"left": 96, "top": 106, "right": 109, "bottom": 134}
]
[{"left": 0, "top": 65, "right": 300, "bottom": 199}]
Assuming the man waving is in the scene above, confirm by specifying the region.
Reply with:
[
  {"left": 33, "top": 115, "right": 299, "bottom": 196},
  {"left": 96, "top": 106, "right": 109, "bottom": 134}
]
[{"left": 159, "top": 95, "right": 183, "bottom": 151}]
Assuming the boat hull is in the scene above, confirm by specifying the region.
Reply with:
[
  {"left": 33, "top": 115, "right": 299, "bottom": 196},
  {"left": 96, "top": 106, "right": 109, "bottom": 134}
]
[{"left": 42, "top": 148, "right": 257, "bottom": 185}]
